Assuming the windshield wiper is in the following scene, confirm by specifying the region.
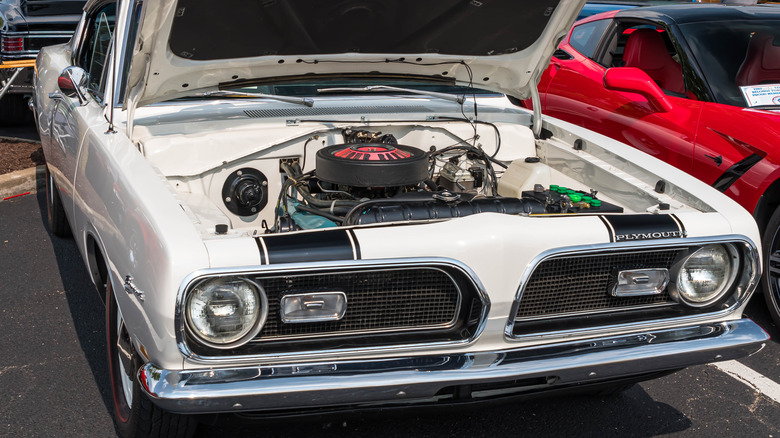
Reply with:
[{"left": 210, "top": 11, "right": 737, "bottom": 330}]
[
  {"left": 201, "top": 90, "right": 314, "bottom": 107},
  {"left": 316, "top": 85, "right": 465, "bottom": 104}
]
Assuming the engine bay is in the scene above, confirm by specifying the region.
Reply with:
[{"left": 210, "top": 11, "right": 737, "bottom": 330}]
[
  {"left": 137, "top": 113, "right": 696, "bottom": 237},
  {"left": 270, "top": 128, "right": 623, "bottom": 232}
]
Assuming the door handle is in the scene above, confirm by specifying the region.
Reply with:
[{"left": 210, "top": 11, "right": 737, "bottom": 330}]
[{"left": 704, "top": 154, "right": 723, "bottom": 167}]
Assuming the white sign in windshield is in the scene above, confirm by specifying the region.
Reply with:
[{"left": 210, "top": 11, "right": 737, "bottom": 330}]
[{"left": 740, "top": 84, "right": 780, "bottom": 108}]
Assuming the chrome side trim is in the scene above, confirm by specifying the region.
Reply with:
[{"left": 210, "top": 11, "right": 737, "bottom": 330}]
[
  {"left": 2, "top": 30, "right": 75, "bottom": 37},
  {"left": 0, "top": 51, "right": 39, "bottom": 59},
  {"left": 504, "top": 235, "right": 760, "bottom": 341},
  {"left": 175, "top": 257, "right": 490, "bottom": 364},
  {"left": 70, "top": 12, "right": 87, "bottom": 65},
  {"left": 141, "top": 319, "right": 768, "bottom": 414}
]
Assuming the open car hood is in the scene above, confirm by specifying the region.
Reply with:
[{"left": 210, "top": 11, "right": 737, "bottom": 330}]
[{"left": 128, "top": 0, "right": 586, "bottom": 108}]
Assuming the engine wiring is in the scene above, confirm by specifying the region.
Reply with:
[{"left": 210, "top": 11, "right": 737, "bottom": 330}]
[
  {"left": 428, "top": 143, "right": 500, "bottom": 197},
  {"left": 293, "top": 117, "right": 503, "bottom": 160}
]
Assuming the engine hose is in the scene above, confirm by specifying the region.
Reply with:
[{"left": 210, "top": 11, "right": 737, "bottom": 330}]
[
  {"left": 296, "top": 184, "right": 360, "bottom": 208},
  {"left": 280, "top": 163, "right": 360, "bottom": 209},
  {"left": 295, "top": 204, "right": 344, "bottom": 223}
]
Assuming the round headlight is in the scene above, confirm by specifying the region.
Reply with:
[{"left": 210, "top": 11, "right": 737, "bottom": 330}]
[
  {"left": 185, "top": 277, "right": 267, "bottom": 348},
  {"left": 673, "top": 244, "right": 739, "bottom": 307}
]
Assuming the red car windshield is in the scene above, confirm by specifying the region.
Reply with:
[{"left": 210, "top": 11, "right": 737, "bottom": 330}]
[{"left": 680, "top": 20, "right": 780, "bottom": 108}]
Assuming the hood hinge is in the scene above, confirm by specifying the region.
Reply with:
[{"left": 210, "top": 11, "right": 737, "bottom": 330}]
[{"left": 124, "top": 53, "right": 151, "bottom": 141}]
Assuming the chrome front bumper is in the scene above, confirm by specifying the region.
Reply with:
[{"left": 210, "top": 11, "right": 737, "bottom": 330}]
[{"left": 139, "top": 319, "right": 768, "bottom": 414}]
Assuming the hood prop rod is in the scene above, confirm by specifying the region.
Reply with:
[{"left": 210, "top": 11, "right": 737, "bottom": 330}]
[{"left": 530, "top": 83, "right": 543, "bottom": 139}]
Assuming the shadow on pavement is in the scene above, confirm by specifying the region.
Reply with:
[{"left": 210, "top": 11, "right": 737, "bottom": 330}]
[
  {"left": 196, "top": 386, "right": 692, "bottom": 438},
  {"left": 34, "top": 187, "right": 114, "bottom": 417}
]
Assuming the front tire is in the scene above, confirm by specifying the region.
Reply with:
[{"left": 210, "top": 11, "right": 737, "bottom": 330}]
[
  {"left": 762, "top": 206, "right": 780, "bottom": 328},
  {"left": 107, "top": 278, "right": 197, "bottom": 438},
  {"left": 45, "top": 165, "right": 71, "bottom": 237}
]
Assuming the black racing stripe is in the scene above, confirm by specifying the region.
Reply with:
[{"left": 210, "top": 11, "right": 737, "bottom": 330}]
[
  {"left": 598, "top": 216, "right": 615, "bottom": 242},
  {"left": 255, "top": 238, "right": 267, "bottom": 265},
  {"left": 670, "top": 214, "right": 687, "bottom": 238},
  {"left": 258, "top": 230, "right": 355, "bottom": 264},
  {"left": 347, "top": 229, "right": 361, "bottom": 259},
  {"left": 602, "top": 214, "right": 684, "bottom": 242}
]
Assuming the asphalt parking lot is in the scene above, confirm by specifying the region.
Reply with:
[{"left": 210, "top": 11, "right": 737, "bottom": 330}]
[{"left": 1, "top": 187, "right": 779, "bottom": 437}]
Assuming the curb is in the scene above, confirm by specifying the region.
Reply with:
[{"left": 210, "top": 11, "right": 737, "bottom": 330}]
[
  {"left": 0, "top": 165, "right": 45, "bottom": 201},
  {"left": 0, "top": 135, "right": 41, "bottom": 143}
]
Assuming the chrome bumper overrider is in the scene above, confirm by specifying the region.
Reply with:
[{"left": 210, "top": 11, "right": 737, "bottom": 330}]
[{"left": 139, "top": 319, "right": 768, "bottom": 414}]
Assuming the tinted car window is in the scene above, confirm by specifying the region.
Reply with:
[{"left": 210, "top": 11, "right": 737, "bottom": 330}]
[
  {"left": 569, "top": 19, "right": 610, "bottom": 59},
  {"left": 680, "top": 20, "right": 780, "bottom": 107},
  {"left": 78, "top": 3, "right": 116, "bottom": 97}
]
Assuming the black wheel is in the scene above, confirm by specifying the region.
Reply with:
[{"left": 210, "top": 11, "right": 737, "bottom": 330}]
[
  {"left": 107, "top": 279, "right": 198, "bottom": 438},
  {"left": 0, "top": 94, "right": 31, "bottom": 126},
  {"left": 45, "top": 165, "right": 71, "bottom": 237},
  {"left": 762, "top": 206, "right": 780, "bottom": 328}
]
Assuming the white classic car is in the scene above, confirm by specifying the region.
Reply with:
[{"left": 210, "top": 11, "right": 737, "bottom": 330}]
[{"left": 34, "top": 0, "right": 768, "bottom": 436}]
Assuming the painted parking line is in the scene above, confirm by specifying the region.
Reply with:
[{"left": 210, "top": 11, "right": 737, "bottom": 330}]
[
  {"left": 2, "top": 192, "right": 30, "bottom": 201},
  {"left": 713, "top": 360, "right": 780, "bottom": 405}
]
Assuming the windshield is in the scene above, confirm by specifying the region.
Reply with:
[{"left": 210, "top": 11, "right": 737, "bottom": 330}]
[{"left": 680, "top": 20, "right": 780, "bottom": 107}]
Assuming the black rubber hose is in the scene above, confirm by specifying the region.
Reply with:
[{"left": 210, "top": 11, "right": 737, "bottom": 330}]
[
  {"left": 295, "top": 204, "right": 344, "bottom": 224},
  {"left": 296, "top": 185, "right": 360, "bottom": 208},
  {"left": 280, "top": 163, "right": 360, "bottom": 209},
  {"left": 423, "top": 179, "right": 439, "bottom": 191}
]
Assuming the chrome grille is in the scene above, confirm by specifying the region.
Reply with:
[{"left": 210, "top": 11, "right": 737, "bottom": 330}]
[
  {"left": 252, "top": 267, "right": 464, "bottom": 341},
  {"left": 515, "top": 248, "right": 685, "bottom": 320}
]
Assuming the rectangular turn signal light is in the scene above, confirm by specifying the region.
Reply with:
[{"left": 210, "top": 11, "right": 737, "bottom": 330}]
[{"left": 281, "top": 291, "right": 347, "bottom": 323}]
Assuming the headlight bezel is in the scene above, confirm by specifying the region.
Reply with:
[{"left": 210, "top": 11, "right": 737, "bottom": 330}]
[
  {"left": 668, "top": 243, "right": 741, "bottom": 308},
  {"left": 184, "top": 276, "right": 268, "bottom": 349}
]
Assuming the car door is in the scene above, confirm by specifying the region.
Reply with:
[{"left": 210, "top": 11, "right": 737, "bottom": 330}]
[
  {"left": 47, "top": 1, "right": 115, "bottom": 221},
  {"left": 540, "top": 19, "right": 702, "bottom": 174}
]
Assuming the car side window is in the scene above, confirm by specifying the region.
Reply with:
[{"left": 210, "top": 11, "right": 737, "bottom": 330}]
[
  {"left": 568, "top": 19, "right": 610, "bottom": 59},
  {"left": 602, "top": 24, "right": 689, "bottom": 98},
  {"left": 77, "top": 2, "right": 116, "bottom": 100}
]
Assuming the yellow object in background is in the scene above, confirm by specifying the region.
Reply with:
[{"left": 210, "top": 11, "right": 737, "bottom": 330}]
[{"left": 0, "top": 59, "right": 36, "bottom": 70}]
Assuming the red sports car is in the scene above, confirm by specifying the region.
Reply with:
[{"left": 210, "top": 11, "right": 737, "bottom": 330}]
[{"left": 532, "top": 4, "right": 780, "bottom": 325}]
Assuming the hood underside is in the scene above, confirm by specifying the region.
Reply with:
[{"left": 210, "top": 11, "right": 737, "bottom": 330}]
[{"left": 128, "top": 0, "right": 586, "bottom": 107}]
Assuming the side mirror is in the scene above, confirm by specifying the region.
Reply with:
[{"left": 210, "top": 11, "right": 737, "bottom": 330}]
[
  {"left": 57, "top": 66, "right": 90, "bottom": 106},
  {"left": 603, "top": 67, "right": 674, "bottom": 113}
]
